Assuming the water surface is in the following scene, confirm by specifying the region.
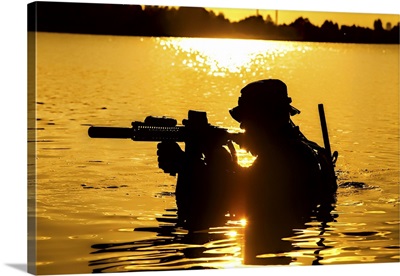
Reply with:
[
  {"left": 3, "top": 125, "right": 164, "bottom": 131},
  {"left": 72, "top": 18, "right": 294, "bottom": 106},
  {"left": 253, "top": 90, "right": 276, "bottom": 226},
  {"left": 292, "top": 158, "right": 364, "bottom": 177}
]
[{"left": 31, "top": 32, "right": 399, "bottom": 274}]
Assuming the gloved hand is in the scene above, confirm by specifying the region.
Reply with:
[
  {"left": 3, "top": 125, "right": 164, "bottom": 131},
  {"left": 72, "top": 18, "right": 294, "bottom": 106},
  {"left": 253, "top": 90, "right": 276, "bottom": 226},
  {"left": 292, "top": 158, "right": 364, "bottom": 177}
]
[{"left": 157, "top": 141, "right": 185, "bottom": 176}]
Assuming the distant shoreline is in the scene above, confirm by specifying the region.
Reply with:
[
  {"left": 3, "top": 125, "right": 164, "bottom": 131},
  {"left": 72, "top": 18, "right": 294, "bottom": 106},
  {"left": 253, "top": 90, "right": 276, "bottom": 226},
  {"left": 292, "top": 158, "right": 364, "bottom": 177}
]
[{"left": 28, "top": 2, "right": 399, "bottom": 45}]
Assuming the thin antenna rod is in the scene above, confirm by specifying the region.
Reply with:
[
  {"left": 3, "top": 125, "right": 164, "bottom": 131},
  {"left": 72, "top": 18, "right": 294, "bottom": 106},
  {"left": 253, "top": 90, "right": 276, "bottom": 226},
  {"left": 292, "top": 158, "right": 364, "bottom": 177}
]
[{"left": 318, "top": 103, "right": 332, "bottom": 158}]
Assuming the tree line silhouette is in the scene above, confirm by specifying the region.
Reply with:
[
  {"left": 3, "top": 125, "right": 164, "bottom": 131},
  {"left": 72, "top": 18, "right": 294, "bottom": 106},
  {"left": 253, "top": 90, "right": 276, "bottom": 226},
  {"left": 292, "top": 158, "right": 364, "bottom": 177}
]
[{"left": 28, "top": 2, "right": 399, "bottom": 44}]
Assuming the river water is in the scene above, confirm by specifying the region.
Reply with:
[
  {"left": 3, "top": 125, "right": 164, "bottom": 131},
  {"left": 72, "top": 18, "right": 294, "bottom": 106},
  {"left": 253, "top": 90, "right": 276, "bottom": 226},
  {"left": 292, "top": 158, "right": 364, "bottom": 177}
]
[{"left": 30, "top": 32, "right": 399, "bottom": 274}]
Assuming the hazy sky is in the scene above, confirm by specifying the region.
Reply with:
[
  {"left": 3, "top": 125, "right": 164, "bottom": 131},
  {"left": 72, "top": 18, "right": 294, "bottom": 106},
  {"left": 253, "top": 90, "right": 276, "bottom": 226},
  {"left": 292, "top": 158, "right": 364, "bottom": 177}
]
[
  {"left": 23, "top": 0, "right": 400, "bottom": 29},
  {"left": 49, "top": 0, "right": 398, "bottom": 29},
  {"left": 209, "top": 8, "right": 399, "bottom": 29}
]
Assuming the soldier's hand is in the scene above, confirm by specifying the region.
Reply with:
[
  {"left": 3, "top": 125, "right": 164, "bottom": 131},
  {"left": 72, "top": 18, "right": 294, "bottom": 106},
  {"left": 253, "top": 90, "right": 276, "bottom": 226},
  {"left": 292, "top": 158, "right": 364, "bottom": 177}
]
[{"left": 157, "top": 142, "right": 184, "bottom": 176}]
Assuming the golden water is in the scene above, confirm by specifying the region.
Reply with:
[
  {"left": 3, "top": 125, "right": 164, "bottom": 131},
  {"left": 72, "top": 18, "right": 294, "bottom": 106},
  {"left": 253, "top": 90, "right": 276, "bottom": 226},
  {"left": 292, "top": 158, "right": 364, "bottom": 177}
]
[{"left": 30, "top": 32, "right": 399, "bottom": 274}]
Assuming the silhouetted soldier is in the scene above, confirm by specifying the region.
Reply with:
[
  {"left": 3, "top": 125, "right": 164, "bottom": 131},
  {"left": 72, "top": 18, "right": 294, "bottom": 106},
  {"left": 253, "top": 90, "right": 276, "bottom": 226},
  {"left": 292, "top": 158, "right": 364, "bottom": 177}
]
[{"left": 157, "top": 79, "right": 337, "bottom": 264}]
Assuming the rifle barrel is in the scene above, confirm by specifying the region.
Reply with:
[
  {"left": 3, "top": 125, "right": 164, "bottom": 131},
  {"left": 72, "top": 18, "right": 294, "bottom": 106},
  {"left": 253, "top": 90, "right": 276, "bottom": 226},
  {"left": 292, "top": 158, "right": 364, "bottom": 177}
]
[
  {"left": 88, "top": 124, "right": 242, "bottom": 144},
  {"left": 88, "top": 125, "right": 186, "bottom": 141}
]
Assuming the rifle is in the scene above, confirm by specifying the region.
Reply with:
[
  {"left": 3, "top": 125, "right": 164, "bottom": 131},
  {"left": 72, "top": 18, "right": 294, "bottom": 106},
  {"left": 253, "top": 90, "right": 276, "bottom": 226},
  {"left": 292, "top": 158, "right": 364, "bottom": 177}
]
[
  {"left": 88, "top": 109, "right": 242, "bottom": 155},
  {"left": 88, "top": 109, "right": 242, "bottom": 180}
]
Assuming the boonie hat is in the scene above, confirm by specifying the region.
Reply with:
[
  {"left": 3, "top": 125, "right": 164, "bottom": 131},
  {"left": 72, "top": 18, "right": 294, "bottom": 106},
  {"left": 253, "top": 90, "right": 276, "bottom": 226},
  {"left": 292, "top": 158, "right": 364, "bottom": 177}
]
[{"left": 229, "top": 79, "right": 300, "bottom": 123}]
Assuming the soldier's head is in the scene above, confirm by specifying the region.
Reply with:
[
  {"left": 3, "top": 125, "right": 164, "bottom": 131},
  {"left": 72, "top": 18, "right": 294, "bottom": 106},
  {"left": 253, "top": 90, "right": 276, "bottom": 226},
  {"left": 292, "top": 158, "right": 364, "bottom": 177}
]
[{"left": 230, "top": 79, "right": 299, "bottom": 130}]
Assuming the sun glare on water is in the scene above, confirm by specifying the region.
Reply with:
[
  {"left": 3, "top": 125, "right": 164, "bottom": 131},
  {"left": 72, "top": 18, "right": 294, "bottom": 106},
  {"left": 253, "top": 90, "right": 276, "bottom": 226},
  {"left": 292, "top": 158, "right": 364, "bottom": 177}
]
[
  {"left": 235, "top": 148, "right": 257, "bottom": 168},
  {"left": 176, "top": 38, "right": 269, "bottom": 74},
  {"left": 157, "top": 37, "right": 310, "bottom": 76}
]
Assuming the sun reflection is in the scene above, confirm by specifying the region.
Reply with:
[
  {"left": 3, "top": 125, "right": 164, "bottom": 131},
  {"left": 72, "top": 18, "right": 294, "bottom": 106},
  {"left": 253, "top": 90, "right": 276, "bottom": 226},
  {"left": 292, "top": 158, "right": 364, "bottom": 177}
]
[
  {"left": 157, "top": 37, "right": 311, "bottom": 76},
  {"left": 236, "top": 148, "right": 257, "bottom": 167},
  {"left": 226, "top": 231, "right": 238, "bottom": 238}
]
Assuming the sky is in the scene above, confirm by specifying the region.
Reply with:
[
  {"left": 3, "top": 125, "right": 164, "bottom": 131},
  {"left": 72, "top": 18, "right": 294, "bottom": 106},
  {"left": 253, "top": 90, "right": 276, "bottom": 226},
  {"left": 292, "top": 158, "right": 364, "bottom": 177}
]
[
  {"left": 209, "top": 8, "right": 399, "bottom": 29},
  {"left": 139, "top": 0, "right": 399, "bottom": 29}
]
